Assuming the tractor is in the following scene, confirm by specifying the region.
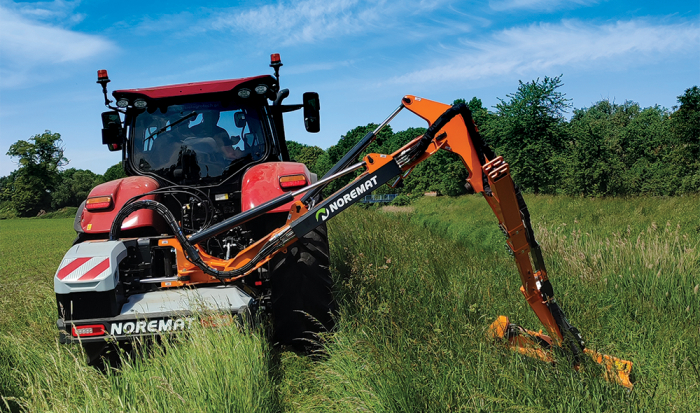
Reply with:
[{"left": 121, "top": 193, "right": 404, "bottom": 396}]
[{"left": 56, "top": 54, "right": 334, "bottom": 363}]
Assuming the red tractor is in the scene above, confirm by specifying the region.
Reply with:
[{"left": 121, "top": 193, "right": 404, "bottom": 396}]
[{"left": 55, "top": 54, "right": 335, "bottom": 363}]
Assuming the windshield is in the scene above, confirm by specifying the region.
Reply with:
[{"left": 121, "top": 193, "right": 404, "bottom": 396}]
[{"left": 130, "top": 101, "right": 268, "bottom": 182}]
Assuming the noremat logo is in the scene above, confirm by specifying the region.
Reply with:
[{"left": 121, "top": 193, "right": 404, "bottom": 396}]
[
  {"left": 316, "top": 175, "right": 379, "bottom": 222},
  {"left": 110, "top": 317, "right": 194, "bottom": 336}
]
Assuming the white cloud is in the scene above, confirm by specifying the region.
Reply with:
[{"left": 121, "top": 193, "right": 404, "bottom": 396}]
[
  {"left": 5, "top": 0, "right": 83, "bottom": 23},
  {"left": 209, "top": 0, "right": 451, "bottom": 45},
  {"left": 390, "top": 19, "right": 700, "bottom": 85},
  {"left": 211, "top": 0, "right": 368, "bottom": 45},
  {"left": 489, "top": 0, "right": 600, "bottom": 12},
  {"left": 0, "top": 5, "right": 115, "bottom": 88},
  {"left": 127, "top": 11, "right": 199, "bottom": 35}
]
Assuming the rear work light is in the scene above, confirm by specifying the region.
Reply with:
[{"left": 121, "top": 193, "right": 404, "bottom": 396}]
[
  {"left": 71, "top": 324, "right": 106, "bottom": 337},
  {"left": 85, "top": 196, "right": 113, "bottom": 211},
  {"left": 238, "top": 88, "right": 251, "bottom": 98},
  {"left": 279, "top": 174, "right": 307, "bottom": 189}
]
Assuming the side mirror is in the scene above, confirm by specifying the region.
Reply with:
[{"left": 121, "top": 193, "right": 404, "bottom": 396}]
[
  {"left": 303, "top": 92, "right": 320, "bottom": 133},
  {"left": 234, "top": 112, "right": 246, "bottom": 128},
  {"left": 101, "top": 111, "right": 124, "bottom": 151}
]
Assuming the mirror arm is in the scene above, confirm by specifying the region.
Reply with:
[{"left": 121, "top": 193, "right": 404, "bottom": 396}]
[
  {"left": 99, "top": 84, "right": 124, "bottom": 113},
  {"left": 277, "top": 104, "right": 303, "bottom": 113},
  {"left": 109, "top": 106, "right": 127, "bottom": 114},
  {"left": 273, "top": 89, "right": 290, "bottom": 106},
  {"left": 103, "top": 98, "right": 125, "bottom": 113}
]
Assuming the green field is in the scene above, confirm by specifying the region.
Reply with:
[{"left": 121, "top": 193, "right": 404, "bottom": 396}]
[{"left": 1, "top": 195, "right": 699, "bottom": 412}]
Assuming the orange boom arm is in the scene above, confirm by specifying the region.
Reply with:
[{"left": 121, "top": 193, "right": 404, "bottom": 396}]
[
  {"left": 131, "top": 96, "right": 631, "bottom": 387},
  {"left": 398, "top": 96, "right": 632, "bottom": 388},
  {"left": 400, "top": 96, "right": 565, "bottom": 342}
]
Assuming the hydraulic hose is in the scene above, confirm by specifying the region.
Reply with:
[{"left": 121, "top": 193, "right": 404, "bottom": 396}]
[
  {"left": 396, "top": 103, "right": 495, "bottom": 195},
  {"left": 398, "top": 103, "right": 495, "bottom": 176},
  {"left": 109, "top": 199, "right": 292, "bottom": 281}
]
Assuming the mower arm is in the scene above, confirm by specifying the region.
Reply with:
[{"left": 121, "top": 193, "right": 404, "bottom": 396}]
[{"left": 120, "top": 96, "right": 631, "bottom": 387}]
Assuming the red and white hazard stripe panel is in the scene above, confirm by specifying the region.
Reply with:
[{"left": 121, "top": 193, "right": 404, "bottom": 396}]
[{"left": 56, "top": 257, "right": 111, "bottom": 282}]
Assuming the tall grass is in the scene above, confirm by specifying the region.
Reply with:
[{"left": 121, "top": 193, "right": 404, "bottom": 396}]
[
  {"left": 0, "top": 218, "right": 76, "bottom": 409},
  {"left": 4, "top": 319, "right": 276, "bottom": 412},
  {"left": 0, "top": 219, "right": 277, "bottom": 412},
  {"left": 1, "top": 195, "right": 698, "bottom": 411},
  {"left": 277, "top": 195, "right": 699, "bottom": 411}
]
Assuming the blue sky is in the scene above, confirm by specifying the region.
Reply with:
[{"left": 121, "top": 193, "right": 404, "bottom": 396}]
[{"left": 0, "top": 0, "right": 698, "bottom": 176}]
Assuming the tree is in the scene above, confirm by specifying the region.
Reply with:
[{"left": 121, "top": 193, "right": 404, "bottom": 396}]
[
  {"left": 103, "top": 162, "right": 127, "bottom": 182},
  {"left": 9, "top": 175, "right": 48, "bottom": 216},
  {"left": 669, "top": 86, "right": 700, "bottom": 193},
  {"left": 7, "top": 131, "right": 67, "bottom": 183},
  {"left": 286, "top": 141, "right": 325, "bottom": 177},
  {"left": 559, "top": 92, "right": 700, "bottom": 196},
  {"left": 286, "top": 141, "right": 306, "bottom": 162},
  {"left": 52, "top": 169, "right": 104, "bottom": 209},
  {"left": 0, "top": 172, "right": 18, "bottom": 217},
  {"left": 562, "top": 101, "right": 628, "bottom": 196},
  {"left": 621, "top": 105, "right": 672, "bottom": 195},
  {"left": 0, "top": 172, "right": 16, "bottom": 204},
  {"left": 485, "top": 76, "right": 570, "bottom": 193},
  {"left": 6, "top": 131, "right": 68, "bottom": 216},
  {"left": 400, "top": 150, "right": 469, "bottom": 196}
]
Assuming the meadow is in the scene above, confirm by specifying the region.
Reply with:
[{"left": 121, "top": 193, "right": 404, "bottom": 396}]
[{"left": 1, "top": 194, "right": 698, "bottom": 412}]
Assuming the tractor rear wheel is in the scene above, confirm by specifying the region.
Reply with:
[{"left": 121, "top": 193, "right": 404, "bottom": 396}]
[
  {"left": 82, "top": 341, "right": 128, "bottom": 370},
  {"left": 270, "top": 224, "right": 337, "bottom": 350}
]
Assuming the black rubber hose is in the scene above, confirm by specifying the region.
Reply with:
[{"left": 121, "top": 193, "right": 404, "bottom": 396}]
[
  {"left": 401, "top": 103, "right": 494, "bottom": 167},
  {"left": 189, "top": 192, "right": 294, "bottom": 245},
  {"left": 109, "top": 200, "right": 285, "bottom": 281}
]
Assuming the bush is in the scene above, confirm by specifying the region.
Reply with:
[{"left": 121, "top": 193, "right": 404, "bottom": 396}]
[
  {"left": 390, "top": 194, "right": 411, "bottom": 206},
  {"left": 390, "top": 194, "right": 421, "bottom": 206}
]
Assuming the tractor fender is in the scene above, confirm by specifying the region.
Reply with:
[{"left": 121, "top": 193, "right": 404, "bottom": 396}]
[
  {"left": 54, "top": 240, "right": 127, "bottom": 294},
  {"left": 80, "top": 176, "right": 167, "bottom": 234},
  {"left": 241, "top": 162, "right": 315, "bottom": 213}
]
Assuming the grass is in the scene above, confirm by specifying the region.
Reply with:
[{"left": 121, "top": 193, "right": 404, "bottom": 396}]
[
  {"left": 1, "top": 194, "right": 699, "bottom": 411},
  {"left": 276, "top": 195, "right": 699, "bottom": 411},
  {"left": 36, "top": 207, "right": 79, "bottom": 219},
  {"left": 0, "top": 219, "right": 277, "bottom": 412}
]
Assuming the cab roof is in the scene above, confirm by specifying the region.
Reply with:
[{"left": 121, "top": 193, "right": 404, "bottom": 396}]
[{"left": 113, "top": 75, "right": 275, "bottom": 99}]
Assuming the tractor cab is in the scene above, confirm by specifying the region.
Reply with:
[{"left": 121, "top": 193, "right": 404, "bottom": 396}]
[
  {"left": 97, "top": 55, "right": 320, "bottom": 190},
  {"left": 103, "top": 74, "right": 282, "bottom": 186},
  {"left": 128, "top": 99, "right": 270, "bottom": 184}
]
